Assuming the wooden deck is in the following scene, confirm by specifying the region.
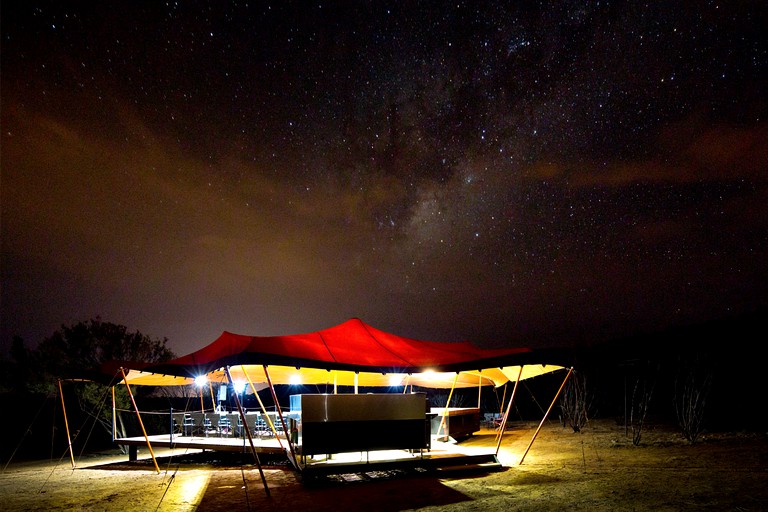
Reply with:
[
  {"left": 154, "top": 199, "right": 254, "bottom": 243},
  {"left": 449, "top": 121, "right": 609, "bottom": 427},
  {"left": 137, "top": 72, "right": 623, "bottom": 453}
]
[
  {"left": 115, "top": 431, "right": 504, "bottom": 478},
  {"left": 115, "top": 433, "right": 286, "bottom": 460},
  {"left": 298, "top": 445, "right": 502, "bottom": 481}
]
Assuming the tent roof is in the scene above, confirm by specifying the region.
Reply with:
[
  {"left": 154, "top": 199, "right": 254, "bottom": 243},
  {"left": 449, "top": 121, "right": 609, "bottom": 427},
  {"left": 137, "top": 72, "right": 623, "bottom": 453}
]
[{"left": 101, "top": 318, "right": 566, "bottom": 387}]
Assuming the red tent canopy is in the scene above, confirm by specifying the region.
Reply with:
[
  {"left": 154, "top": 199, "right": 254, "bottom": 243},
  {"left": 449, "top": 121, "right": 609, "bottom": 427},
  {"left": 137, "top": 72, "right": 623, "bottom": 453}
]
[
  {"left": 96, "top": 318, "right": 566, "bottom": 388},
  {"left": 140, "top": 318, "right": 538, "bottom": 378}
]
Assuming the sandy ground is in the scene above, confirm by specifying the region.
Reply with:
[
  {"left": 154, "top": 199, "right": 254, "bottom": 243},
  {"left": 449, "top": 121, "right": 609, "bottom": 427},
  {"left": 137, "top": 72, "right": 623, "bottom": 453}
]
[{"left": 1, "top": 419, "right": 767, "bottom": 511}]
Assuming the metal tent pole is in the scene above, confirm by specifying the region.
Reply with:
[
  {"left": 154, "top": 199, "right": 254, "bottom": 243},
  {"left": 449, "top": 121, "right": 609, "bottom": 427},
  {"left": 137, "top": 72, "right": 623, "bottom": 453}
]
[
  {"left": 477, "top": 373, "right": 482, "bottom": 409},
  {"left": 111, "top": 385, "right": 116, "bottom": 442},
  {"left": 208, "top": 381, "right": 216, "bottom": 411},
  {"left": 119, "top": 368, "right": 160, "bottom": 474},
  {"left": 225, "top": 366, "right": 270, "bottom": 497},
  {"left": 262, "top": 365, "right": 299, "bottom": 467},
  {"left": 499, "top": 381, "right": 508, "bottom": 416},
  {"left": 241, "top": 366, "right": 283, "bottom": 449},
  {"left": 436, "top": 373, "right": 459, "bottom": 440},
  {"left": 519, "top": 367, "right": 573, "bottom": 465},
  {"left": 57, "top": 379, "right": 76, "bottom": 469},
  {"left": 495, "top": 366, "right": 523, "bottom": 455}
]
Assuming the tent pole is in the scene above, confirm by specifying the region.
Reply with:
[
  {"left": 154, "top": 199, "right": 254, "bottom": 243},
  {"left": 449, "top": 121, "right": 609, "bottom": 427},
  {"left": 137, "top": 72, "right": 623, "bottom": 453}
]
[
  {"left": 495, "top": 367, "right": 523, "bottom": 445},
  {"left": 333, "top": 372, "right": 337, "bottom": 394},
  {"left": 262, "top": 365, "right": 299, "bottom": 467},
  {"left": 208, "top": 381, "right": 216, "bottom": 411},
  {"left": 495, "top": 366, "right": 523, "bottom": 455},
  {"left": 199, "top": 386, "right": 204, "bottom": 415},
  {"left": 241, "top": 366, "right": 283, "bottom": 449},
  {"left": 119, "top": 368, "right": 160, "bottom": 474},
  {"left": 240, "top": 366, "right": 265, "bottom": 409},
  {"left": 225, "top": 367, "right": 270, "bottom": 497},
  {"left": 499, "top": 381, "right": 508, "bottom": 416},
  {"left": 57, "top": 379, "right": 76, "bottom": 469},
  {"left": 477, "top": 373, "right": 482, "bottom": 409},
  {"left": 402, "top": 374, "right": 410, "bottom": 394},
  {"left": 257, "top": 385, "right": 282, "bottom": 441},
  {"left": 111, "top": 386, "right": 116, "bottom": 442},
  {"left": 354, "top": 372, "right": 359, "bottom": 394},
  {"left": 519, "top": 367, "right": 573, "bottom": 465},
  {"left": 437, "top": 373, "right": 459, "bottom": 440}
]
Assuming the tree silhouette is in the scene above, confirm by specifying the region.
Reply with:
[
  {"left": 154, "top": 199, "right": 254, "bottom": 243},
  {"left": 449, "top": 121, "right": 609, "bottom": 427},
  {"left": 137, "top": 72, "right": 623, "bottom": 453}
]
[{"left": 32, "top": 318, "right": 176, "bottom": 444}]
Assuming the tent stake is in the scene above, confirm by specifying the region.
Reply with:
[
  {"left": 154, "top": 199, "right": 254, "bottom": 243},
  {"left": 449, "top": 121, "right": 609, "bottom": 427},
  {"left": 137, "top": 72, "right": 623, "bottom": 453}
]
[
  {"left": 225, "top": 367, "right": 270, "bottom": 497},
  {"left": 519, "top": 367, "right": 573, "bottom": 465},
  {"left": 57, "top": 379, "right": 75, "bottom": 469},
  {"left": 495, "top": 366, "right": 523, "bottom": 455},
  {"left": 119, "top": 368, "right": 160, "bottom": 474}
]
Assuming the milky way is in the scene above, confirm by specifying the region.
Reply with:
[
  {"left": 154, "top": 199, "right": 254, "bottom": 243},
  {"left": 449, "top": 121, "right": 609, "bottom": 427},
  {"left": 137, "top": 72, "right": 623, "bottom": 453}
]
[{"left": 2, "top": 1, "right": 766, "bottom": 353}]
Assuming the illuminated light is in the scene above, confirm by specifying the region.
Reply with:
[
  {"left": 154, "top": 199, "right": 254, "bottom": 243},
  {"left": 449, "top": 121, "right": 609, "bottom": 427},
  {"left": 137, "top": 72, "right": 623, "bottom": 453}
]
[
  {"left": 194, "top": 375, "right": 208, "bottom": 387},
  {"left": 389, "top": 374, "right": 405, "bottom": 387},
  {"left": 233, "top": 381, "right": 246, "bottom": 394},
  {"left": 422, "top": 370, "right": 437, "bottom": 381},
  {"left": 289, "top": 374, "right": 302, "bottom": 385}
]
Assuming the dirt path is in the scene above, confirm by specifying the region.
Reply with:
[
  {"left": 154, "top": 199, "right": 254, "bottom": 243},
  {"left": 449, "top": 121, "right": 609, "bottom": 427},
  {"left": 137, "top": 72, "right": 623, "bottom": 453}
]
[{"left": 2, "top": 420, "right": 766, "bottom": 511}]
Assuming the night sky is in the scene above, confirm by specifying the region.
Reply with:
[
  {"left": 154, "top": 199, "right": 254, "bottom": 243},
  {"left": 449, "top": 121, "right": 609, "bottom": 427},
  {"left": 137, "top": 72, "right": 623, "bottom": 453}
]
[{"left": 2, "top": 1, "right": 766, "bottom": 356}]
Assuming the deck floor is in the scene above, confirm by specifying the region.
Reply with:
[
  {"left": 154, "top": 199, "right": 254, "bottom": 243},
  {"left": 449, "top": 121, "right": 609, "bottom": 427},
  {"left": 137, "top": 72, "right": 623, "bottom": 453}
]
[
  {"left": 115, "top": 433, "right": 286, "bottom": 454},
  {"left": 115, "top": 431, "right": 503, "bottom": 477}
]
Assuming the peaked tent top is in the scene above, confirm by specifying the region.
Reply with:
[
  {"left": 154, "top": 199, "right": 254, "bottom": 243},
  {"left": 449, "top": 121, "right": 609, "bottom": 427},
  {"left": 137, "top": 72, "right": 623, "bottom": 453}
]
[
  {"left": 144, "top": 318, "right": 541, "bottom": 375},
  {"left": 103, "top": 318, "right": 554, "bottom": 378},
  {"left": 98, "top": 318, "right": 566, "bottom": 388}
]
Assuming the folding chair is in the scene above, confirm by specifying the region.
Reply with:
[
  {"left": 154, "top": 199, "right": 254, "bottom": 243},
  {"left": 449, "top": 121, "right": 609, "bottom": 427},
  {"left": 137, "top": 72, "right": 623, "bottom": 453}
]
[
  {"left": 218, "top": 416, "right": 232, "bottom": 437},
  {"left": 202, "top": 416, "right": 212, "bottom": 437},
  {"left": 182, "top": 414, "right": 195, "bottom": 436},
  {"left": 235, "top": 415, "right": 244, "bottom": 438}
]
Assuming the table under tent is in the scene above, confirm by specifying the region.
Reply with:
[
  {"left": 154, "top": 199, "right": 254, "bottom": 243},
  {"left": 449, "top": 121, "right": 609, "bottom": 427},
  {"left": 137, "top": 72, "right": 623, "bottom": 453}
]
[{"left": 70, "top": 319, "right": 570, "bottom": 494}]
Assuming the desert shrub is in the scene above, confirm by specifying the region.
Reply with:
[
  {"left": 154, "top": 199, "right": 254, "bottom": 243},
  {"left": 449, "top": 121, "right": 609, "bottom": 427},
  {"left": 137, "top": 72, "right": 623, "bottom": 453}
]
[
  {"left": 674, "top": 353, "right": 712, "bottom": 443},
  {"left": 628, "top": 361, "right": 659, "bottom": 446},
  {"left": 559, "top": 370, "right": 593, "bottom": 432}
]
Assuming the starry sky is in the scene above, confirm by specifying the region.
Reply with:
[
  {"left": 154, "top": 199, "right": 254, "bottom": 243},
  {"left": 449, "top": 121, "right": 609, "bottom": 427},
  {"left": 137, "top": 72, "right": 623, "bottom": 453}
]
[{"left": 2, "top": 1, "right": 766, "bottom": 356}]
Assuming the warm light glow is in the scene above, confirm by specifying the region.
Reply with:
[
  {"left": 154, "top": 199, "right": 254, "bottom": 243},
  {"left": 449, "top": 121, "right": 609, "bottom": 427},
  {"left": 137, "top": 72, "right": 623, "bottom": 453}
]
[
  {"left": 233, "top": 380, "right": 246, "bottom": 394},
  {"left": 194, "top": 375, "right": 208, "bottom": 387},
  {"left": 289, "top": 373, "right": 302, "bottom": 385},
  {"left": 389, "top": 374, "right": 405, "bottom": 386},
  {"left": 173, "top": 472, "right": 210, "bottom": 506}
]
